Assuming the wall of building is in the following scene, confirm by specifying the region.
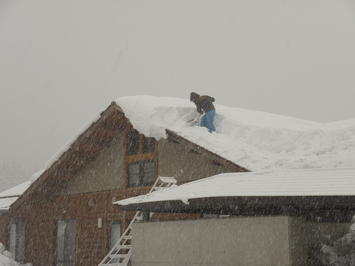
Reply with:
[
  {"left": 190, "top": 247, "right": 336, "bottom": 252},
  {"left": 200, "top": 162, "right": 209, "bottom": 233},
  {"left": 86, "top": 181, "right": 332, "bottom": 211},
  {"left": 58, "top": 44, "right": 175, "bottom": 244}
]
[
  {"left": 288, "top": 217, "right": 307, "bottom": 266},
  {"left": 5, "top": 188, "right": 134, "bottom": 266},
  {"left": 0, "top": 213, "right": 9, "bottom": 245},
  {"left": 0, "top": 128, "right": 246, "bottom": 266},
  {"left": 131, "top": 216, "right": 292, "bottom": 266},
  {"left": 158, "top": 138, "right": 243, "bottom": 183},
  {"left": 62, "top": 133, "right": 126, "bottom": 195}
]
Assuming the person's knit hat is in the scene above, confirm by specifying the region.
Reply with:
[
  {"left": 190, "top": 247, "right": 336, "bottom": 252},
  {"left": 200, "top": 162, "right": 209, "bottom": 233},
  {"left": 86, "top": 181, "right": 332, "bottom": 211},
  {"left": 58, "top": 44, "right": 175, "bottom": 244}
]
[{"left": 190, "top": 92, "right": 200, "bottom": 101}]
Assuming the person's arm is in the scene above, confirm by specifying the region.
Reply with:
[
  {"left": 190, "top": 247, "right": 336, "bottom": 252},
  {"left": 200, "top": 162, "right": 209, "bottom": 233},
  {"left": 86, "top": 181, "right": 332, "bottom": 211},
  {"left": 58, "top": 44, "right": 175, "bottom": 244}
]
[{"left": 196, "top": 103, "right": 203, "bottom": 114}]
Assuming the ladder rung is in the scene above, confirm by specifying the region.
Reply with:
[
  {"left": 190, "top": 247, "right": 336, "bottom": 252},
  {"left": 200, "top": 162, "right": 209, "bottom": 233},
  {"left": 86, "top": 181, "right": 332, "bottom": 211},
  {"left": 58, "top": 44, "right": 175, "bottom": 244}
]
[
  {"left": 159, "top": 176, "right": 177, "bottom": 184},
  {"left": 99, "top": 176, "right": 176, "bottom": 266},
  {"left": 116, "top": 245, "right": 132, "bottom": 249},
  {"left": 110, "top": 254, "right": 129, "bottom": 259}
]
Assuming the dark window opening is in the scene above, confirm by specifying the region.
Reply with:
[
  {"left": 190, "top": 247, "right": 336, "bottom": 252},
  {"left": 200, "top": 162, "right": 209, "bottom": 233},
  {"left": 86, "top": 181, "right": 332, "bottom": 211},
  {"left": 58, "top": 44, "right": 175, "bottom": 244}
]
[
  {"left": 142, "top": 161, "right": 155, "bottom": 185},
  {"left": 128, "top": 160, "right": 156, "bottom": 187},
  {"left": 127, "top": 129, "right": 139, "bottom": 155},
  {"left": 9, "top": 221, "right": 26, "bottom": 263},
  {"left": 57, "top": 219, "right": 76, "bottom": 266},
  {"left": 143, "top": 137, "right": 155, "bottom": 153},
  {"left": 128, "top": 162, "right": 140, "bottom": 187},
  {"left": 109, "top": 221, "right": 121, "bottom": 250},
  {"left": 142, "top": 212, "right": 151, "bottom": 222}
]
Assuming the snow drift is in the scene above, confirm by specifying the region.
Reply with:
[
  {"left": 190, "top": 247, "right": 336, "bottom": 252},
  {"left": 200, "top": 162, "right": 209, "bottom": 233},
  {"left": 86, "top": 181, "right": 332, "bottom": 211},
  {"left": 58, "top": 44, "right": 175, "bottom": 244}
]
[
  {"left": 117, "top": 95, "right": 355, "bottom": 171},
  {"left": 0, "top": 243, "right": 31, "bottom": 266}
]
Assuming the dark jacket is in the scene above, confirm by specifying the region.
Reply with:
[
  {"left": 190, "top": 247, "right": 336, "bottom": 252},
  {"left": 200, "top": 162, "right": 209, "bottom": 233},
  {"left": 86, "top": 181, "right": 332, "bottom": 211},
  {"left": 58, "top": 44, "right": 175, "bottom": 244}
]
[{"left": 190, "top": 92, "right": 215, "bottom": 114}]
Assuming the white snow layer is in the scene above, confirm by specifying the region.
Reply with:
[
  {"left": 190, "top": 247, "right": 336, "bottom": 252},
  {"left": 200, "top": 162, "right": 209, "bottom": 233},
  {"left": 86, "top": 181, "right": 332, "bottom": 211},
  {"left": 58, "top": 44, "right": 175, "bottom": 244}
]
[
  {"left": 117, "top": 168, "right": 355, "bottom": 206},
  {"left": 0, "top": 182, "right": 31, "bottom": 211},
  {"left": 0, "top": 243, "right": 31, "bottom": 266},
  {"left": 116, "top": 96, "right": 355, "bottom": 171},
  {"left": 0, "top": 170, "right": 43, "bottom": 211},
  {"left": 0, "top": 182, "right": 31, "bottom": 198}
]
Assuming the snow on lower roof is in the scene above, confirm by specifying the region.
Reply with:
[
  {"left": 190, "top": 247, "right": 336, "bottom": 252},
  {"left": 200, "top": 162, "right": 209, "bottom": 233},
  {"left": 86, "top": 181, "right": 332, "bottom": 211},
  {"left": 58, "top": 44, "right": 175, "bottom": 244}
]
[
  {"left": 0, "top": 170, "right": 44, "bottom": 211},
  {"left": 116, "top": 168, "right": 355, "bottom": 206},
  {"left": 0, "top": 197, "right": 18, "bottom": 212},
  {"left": 117, "top": 96, "right": 355, "bottom": 170},
  {"left": 0, "top": 181, "right": 31, "bottom": 198},
  {"left": 0, "top": 182, "right": 31, "bottom": 212}
]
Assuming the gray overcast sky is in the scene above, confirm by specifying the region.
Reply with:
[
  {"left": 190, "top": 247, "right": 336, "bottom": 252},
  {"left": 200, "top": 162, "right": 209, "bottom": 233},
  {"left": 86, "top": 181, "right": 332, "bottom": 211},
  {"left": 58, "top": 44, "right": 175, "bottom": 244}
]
[{"left": 0, "top": 0, "right": 355, "bottom": 181}]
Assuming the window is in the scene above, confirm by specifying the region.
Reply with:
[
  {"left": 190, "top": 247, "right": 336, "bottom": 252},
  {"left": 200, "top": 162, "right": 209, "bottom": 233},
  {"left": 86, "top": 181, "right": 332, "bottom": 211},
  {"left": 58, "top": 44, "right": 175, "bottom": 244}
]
[
  {"left": 9, "top": 221, "right": 26, "bottom": 263},
  {"left": 57, "top": 220, "right": 76, "bottom": 266},
  {"left": 109, "top": 222, "right": 121, "bottom": 250},
  {"left": 127, "top": 129, "right": 139, "bottom": 155},
  {"left": 142, "top": 212, "right": 151, "bottom": 222},
  {"left": 143, "top": 137, "right": 155, "bottom": 153},
  {"left": 142, "top": 161, "right": 155, "bottom": 185},
  {"left": 128, "top": 160, "right": 156, "bottom": 187},
  {"left": 128, "top": 163, "right": 140, "bottom": 187}
]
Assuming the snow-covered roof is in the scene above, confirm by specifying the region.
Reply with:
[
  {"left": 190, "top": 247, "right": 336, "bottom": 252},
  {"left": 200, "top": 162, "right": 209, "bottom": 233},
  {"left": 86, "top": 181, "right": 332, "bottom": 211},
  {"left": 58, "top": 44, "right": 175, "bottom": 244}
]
[
  {"left": 0, "top": 182, "right": 30, "bottom": 212},
  {"left": 117, "top": 96, "right": 355, "bottom": 170},
  {"left": 0, "top": 170, "right": 43, "bottom": 212},
  {"left": 116, "top": 168, "right": 355, "bottom": 206},
  {"left": 0, "top": 181, "right": 31, "bottom": 198},
  {"left": 0, "top": 197, "right": 18, "bottom": 212}
]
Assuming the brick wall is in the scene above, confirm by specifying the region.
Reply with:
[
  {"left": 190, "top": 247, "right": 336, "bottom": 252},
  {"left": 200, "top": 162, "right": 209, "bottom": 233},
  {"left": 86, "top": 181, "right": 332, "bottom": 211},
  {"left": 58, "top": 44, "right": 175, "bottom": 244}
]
[
  {"left": 0, "top": 113, "right": 245, "bottom": 266},
  {"left": 3, "top": 186, "right": 199, "bottom": 266},
  {"left": 0, "top": 213, "right": 9, "bottom": 245}
]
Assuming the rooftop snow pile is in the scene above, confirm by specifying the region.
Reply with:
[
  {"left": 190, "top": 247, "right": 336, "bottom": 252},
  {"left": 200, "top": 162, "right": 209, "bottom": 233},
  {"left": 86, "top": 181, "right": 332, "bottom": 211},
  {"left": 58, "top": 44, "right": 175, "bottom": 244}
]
[
  {"left": 117, "top": 96, "right": 355, "bottom": 170},
  {"left": 117, "top": 168, "right": 355, "bottom": 206}
]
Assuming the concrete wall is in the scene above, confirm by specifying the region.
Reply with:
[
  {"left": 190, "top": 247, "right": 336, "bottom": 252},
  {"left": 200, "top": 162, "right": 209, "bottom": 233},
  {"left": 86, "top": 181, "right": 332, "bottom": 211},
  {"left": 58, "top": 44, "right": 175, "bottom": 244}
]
[
  {"left": 62, "top": 133, "right": 125, "bottom": 194},
  {"left": 132, "top": 216, "right": 292, "bottom": 266},
  {"left": 288, "top": 217, "right": 307, "bottom": 266},
  {"left": 158, "top": 139, "right": 243, "bottom": 183}
]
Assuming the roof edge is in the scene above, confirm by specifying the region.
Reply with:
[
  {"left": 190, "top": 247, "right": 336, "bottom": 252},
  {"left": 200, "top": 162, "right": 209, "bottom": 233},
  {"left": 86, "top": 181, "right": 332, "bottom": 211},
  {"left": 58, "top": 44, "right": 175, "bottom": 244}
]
[
  {"left": 165, "top": 129, "right": 250, "bottom": 172},
  {"left": 11, "top": 102, "right": 125, "bottom": 211}
]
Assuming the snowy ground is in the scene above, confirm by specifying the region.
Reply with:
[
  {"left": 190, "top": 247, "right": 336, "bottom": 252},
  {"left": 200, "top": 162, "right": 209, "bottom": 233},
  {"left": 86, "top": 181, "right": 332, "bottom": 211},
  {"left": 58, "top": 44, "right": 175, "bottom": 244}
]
[
  {"left": 117, "top": 95, "right": 355, "bottom": 171},
  {"left": 0, "top": 243, "right": 31, "bottom": 266}
]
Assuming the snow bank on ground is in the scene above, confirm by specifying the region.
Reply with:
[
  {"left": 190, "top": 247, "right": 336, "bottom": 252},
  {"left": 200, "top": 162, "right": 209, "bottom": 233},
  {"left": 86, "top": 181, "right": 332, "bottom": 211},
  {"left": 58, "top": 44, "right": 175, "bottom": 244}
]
[
  {"left": 117, "top": 96, "right": 355, "bottom": 170},
  {"left": 0, "top": 243, "right": 31, "bottom": 266}
]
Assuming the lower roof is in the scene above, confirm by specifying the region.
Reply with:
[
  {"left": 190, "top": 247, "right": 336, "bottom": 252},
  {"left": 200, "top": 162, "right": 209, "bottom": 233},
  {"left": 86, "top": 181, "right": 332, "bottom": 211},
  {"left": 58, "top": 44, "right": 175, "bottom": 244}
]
[
  {"left": 0, "top": 181, "right": 31, "bottom": 212},
  {"left": 0, "top": 197, "right": 18, "bottom": 213},
  {"left": 116, "top": 168, "right": 355, "bottom": 216}
]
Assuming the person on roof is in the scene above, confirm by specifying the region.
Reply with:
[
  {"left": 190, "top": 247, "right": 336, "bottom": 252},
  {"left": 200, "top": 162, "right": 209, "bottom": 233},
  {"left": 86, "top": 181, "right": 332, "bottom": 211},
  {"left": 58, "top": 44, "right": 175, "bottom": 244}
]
[{"left": 190, "top": 92, "right": 216, "bottom": 133}]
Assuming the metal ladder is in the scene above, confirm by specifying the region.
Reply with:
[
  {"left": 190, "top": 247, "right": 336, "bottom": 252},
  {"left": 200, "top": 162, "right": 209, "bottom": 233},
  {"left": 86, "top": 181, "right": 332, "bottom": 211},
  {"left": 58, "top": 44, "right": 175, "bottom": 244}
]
[{"left": 98, "top": 176, "right": 177, "bottom": 266}]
